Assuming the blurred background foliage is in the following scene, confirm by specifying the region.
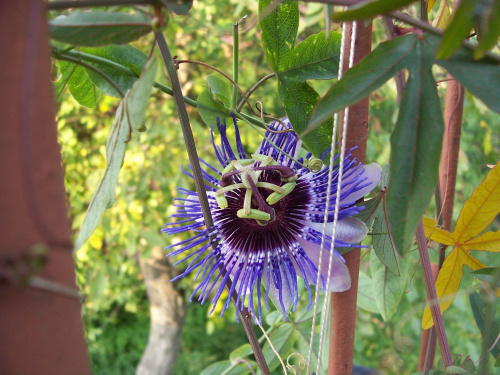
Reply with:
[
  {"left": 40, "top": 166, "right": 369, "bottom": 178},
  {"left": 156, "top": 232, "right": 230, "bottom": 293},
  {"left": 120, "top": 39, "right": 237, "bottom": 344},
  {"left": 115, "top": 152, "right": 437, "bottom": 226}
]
[{"left": 54, "top": 0, "right": 500, "bottom": 374}]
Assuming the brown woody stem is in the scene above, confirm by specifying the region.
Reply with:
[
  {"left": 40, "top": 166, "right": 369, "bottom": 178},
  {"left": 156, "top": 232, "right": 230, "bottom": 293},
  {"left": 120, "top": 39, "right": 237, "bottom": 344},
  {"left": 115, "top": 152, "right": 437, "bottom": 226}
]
[{"left": 328, "top": 20, "right": 372, "bottom": 375}]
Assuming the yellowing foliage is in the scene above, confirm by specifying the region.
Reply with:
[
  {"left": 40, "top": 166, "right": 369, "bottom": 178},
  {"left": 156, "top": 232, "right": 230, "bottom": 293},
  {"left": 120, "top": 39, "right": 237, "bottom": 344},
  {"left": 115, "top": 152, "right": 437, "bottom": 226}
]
[{"left": 422, "top": 161, "right": 500, "bottom": 329}]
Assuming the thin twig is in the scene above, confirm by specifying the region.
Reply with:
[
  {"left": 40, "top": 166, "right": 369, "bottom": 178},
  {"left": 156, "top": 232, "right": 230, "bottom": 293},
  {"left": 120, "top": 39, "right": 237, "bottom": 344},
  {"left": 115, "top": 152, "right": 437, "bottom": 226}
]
[
  {"left": 176, "top": 59, "right": 286, "bottom": 127},
  {"left": 155, "top": 32, "right": 271, "bottom": 375},
  {"left": 236, "top": 72, "right": 276, "bottom": 112}
]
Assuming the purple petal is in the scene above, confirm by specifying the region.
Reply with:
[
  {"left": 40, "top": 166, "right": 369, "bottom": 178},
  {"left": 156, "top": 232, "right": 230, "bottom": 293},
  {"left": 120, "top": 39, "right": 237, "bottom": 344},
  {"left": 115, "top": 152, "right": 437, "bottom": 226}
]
[
  {"left": 296, "top": 238, "right": 351, "bottom": 292},
  {"left": 262, "top": 267, "right": 293, "bottom": 314},
  {"left": 308, "top": 217, "right": 369, "bottom": 244},
  {"left": 340, "top": 162, "right": 382, "bottom": 205}
]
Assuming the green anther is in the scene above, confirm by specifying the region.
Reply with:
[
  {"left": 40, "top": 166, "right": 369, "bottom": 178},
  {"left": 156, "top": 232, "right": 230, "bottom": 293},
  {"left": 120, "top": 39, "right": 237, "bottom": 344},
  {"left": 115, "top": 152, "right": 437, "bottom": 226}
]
[
  {"left": 216, "top": 183, "right": 245, "bottom": 196},
  {"left": 256, "top": 182, "right": 284, "bottom": 194},
  {"left": 237, "top": 208, "right": 271, "bottom": 221},
  {"left": 222, "top": 163, "right": 235, "bottom": 175},
  {"left": 281, "top": 175, "right": 298, "bottom": 183},
  {"left": 238, "top": 158, "right": 255, "bottom": 166},
  {"left": 216, "top": 194, "right": 228, "bottom": 209},
  {"left": 266, "top": 181, "right": 297, "bottom": 205},
  {"left": 251, "top": 153, "right": 278, "bottom": 166}
]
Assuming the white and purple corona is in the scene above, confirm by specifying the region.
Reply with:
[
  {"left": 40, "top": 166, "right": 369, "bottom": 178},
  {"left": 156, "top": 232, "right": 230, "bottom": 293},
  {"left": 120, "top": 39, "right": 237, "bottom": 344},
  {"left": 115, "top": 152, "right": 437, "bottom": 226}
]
[{"left": 163, "top": 115, "right": 381, "bottom": 324}]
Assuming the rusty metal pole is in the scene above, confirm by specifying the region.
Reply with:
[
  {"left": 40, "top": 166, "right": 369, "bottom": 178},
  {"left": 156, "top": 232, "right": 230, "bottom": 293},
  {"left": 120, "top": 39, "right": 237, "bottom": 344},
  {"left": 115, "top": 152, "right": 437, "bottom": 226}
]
[
  {"left": 328, "top": 20, "right": 372, "bottom": 375},
  {"left": 0, "top": 0, "right": 91, "bottom": 373}
]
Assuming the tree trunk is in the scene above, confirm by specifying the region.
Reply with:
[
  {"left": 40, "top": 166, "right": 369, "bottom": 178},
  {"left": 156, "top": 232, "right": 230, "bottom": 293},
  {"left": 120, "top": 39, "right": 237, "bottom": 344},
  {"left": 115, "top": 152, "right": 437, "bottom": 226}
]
[
  {"left": 0, "top": 0, "right": 90, "bottom": 373},
  {"left": 136, "top": 247, "right": 187, "bottom": 375}
]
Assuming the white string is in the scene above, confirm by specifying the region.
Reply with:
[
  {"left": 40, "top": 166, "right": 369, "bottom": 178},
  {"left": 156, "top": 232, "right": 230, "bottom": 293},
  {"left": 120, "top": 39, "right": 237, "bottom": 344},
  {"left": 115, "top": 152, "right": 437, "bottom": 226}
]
[
  {"left": 305, "top": 19, "right": 350, "bottom": 375},
  {"left": 315, "top": 20, "right": 358, "bottom": 375}
]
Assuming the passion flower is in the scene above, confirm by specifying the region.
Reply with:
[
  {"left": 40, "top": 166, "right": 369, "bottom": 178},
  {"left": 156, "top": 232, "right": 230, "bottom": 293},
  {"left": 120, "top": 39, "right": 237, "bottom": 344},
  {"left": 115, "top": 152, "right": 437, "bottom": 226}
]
[{"left": 163, "top": 115, "right": 381, "bottom": 323}]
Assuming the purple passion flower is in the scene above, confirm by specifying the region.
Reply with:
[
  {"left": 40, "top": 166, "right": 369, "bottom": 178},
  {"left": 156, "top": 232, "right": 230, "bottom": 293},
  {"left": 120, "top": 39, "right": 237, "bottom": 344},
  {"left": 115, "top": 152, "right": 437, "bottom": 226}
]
[{"left": 163, "top": 116, "right": 381, "bottom": 324}]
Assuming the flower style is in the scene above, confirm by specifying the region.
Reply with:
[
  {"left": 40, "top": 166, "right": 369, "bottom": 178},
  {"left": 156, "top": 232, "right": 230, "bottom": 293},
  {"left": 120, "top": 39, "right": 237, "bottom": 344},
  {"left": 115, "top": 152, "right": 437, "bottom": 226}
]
[{"left": 163, "top": 115, "right": 381, "bottom": 323}]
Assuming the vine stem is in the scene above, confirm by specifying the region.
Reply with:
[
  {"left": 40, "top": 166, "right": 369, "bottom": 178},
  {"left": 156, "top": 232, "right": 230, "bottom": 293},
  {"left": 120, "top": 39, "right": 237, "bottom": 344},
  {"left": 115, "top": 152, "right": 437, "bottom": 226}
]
[
  {"left": 231, "top": 20, "right": 239, "bottom": 109},
  {"left": 415, "top": 221, "right": 453, "bottom": 368},
  {"left": 236, "top": 73, "right": 276, "bottom": 112},
  {"left": 155, "top": 31, "right": 271, "bottom": 375}
]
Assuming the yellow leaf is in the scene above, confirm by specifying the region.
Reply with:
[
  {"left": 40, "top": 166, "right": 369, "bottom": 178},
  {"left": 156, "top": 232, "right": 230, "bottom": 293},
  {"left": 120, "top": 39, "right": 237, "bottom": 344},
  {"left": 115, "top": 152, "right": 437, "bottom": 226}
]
[
  {"left": 433, "top": 0, "right": 451, "bottom": 30},
  {"left": 422, "top": 247, "right": 463, "bottom": 329},
  {"left": 453, "top": 162, "right": 500, "bottom": 242},
  {"left": 427, "top": 0, "right": 437, "bottom": 13},
  {"left": 422, "top": 248, "right": 485, "bottom": 329},
  {"left": 460, "top": 249, "right": 486, "bottom": 270},
  {"left": 462, "top": 230, "right": 500, "bottom": 252},
  {"left": 422, "top": 216, "right": 456, "bottom": 245}
]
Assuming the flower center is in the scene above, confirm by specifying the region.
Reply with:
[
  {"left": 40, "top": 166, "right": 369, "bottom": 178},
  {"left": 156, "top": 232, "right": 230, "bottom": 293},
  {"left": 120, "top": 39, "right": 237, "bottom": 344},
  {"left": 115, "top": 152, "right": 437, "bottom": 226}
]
[{"left": 215, "top": 154, "right": 298, "bottom": 226}]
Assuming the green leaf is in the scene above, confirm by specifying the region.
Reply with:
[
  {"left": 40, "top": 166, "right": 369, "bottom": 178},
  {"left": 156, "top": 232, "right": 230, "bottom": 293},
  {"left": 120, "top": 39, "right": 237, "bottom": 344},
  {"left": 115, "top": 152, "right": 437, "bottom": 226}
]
[
  {"left": 50, "top": 11, "right": 152, "bottom": 47},
  {"left": 259, "top": 0, "right": 299, "bottom": 72},
  {"left": 279, "top": 31, "right": 341, "bottom": 81},
  {"left": 470, "top": 267, "right": 500, "bottom": 287},
  {"left": 55, "top": 61, "right": 98, "bottom": 108},
  {"left": 359, "top": 165, "right": 401, "bottom": 275},
  {"left": 265, "top": 310, "right": 283, "bottom": 326},
  {"left": 372, "top": 204, "right": 400, "bottom": 275},
  {"left": 475, "top": 1, "right": 500, "bottom": 58},
  {"left": 259, "top": 0, "right": 341, "bottom": 158},
  {"left": 370, "top": 250, "right": 407, "bottom": 321},
  {"left": 444, "top": 366, "right": 473, "bottom": 375},
  {"left": 200, "top": 360, "right": 255, "bottom": 375},
  {"left": 432, "top": 38, "right": 500, "bottom": 114},
  {"left": 197, "top": 88, "right": 232, "bottom": 128},
  {"left": 469, "top": 290, "right": 500, "bottom": 358},
  {"left": 260, "top": 323, "right": 293, "bottom": 373},
  {"left": 229, "top": 344, "right": 253, "bottom": 365},
  {"left": 333, "top": 0, "right": 416, "bottom": 22},
  {"left": 162, "top": 0, "right": 193, "bottom": 15},
  {"left": 206, "top": 74, "right": 232, "bottom": 108},
  {"left": 81, "top": 45, "right": 147, "bottom": 98},
  {"left": 277, "top": 80, "right": 333, "bottom": 159},
  {"left": 54, "top": 60, "right": 75, "bottom": 101},
  {"left": 74, "top": 58, "right": 157, "bottom": 252},
  {"left": 306, "top": 34, "right": 417, "bottom": 134},
  {"left": 436, "top": 0, "right": 474, "bottom": 59},
  {"left": 387, "top": 38, "right": 444, "bottom": 254},
  {"left": 67, "top": 64, "right": 98, "bottom": 108},
  {"left": 357, "top": 271, "right": 379, "bottom": 313}
]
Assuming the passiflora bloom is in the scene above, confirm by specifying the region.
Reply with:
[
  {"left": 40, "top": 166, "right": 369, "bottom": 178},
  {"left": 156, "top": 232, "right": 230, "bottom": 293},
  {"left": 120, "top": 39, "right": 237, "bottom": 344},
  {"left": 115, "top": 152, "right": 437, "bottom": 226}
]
[{"left": 163, "top": 115, "right": 381, "bottom": 323}]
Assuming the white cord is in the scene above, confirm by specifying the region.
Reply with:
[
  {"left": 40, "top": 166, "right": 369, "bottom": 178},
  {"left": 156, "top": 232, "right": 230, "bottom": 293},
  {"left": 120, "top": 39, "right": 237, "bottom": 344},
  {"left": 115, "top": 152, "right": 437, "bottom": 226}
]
[
  {"left": 315, "top": 21, "right": 358, "bottom": 375},
  {"left": 305, "top": 19, "right": 352, "bottom": 375}
]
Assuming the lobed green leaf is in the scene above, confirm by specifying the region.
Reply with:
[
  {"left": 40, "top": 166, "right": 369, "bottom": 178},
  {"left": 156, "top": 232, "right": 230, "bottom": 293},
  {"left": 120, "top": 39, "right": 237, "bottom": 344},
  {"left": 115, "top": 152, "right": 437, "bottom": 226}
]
[{"left": 387, "top": 38, "right": 444, "bottom": 254}]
